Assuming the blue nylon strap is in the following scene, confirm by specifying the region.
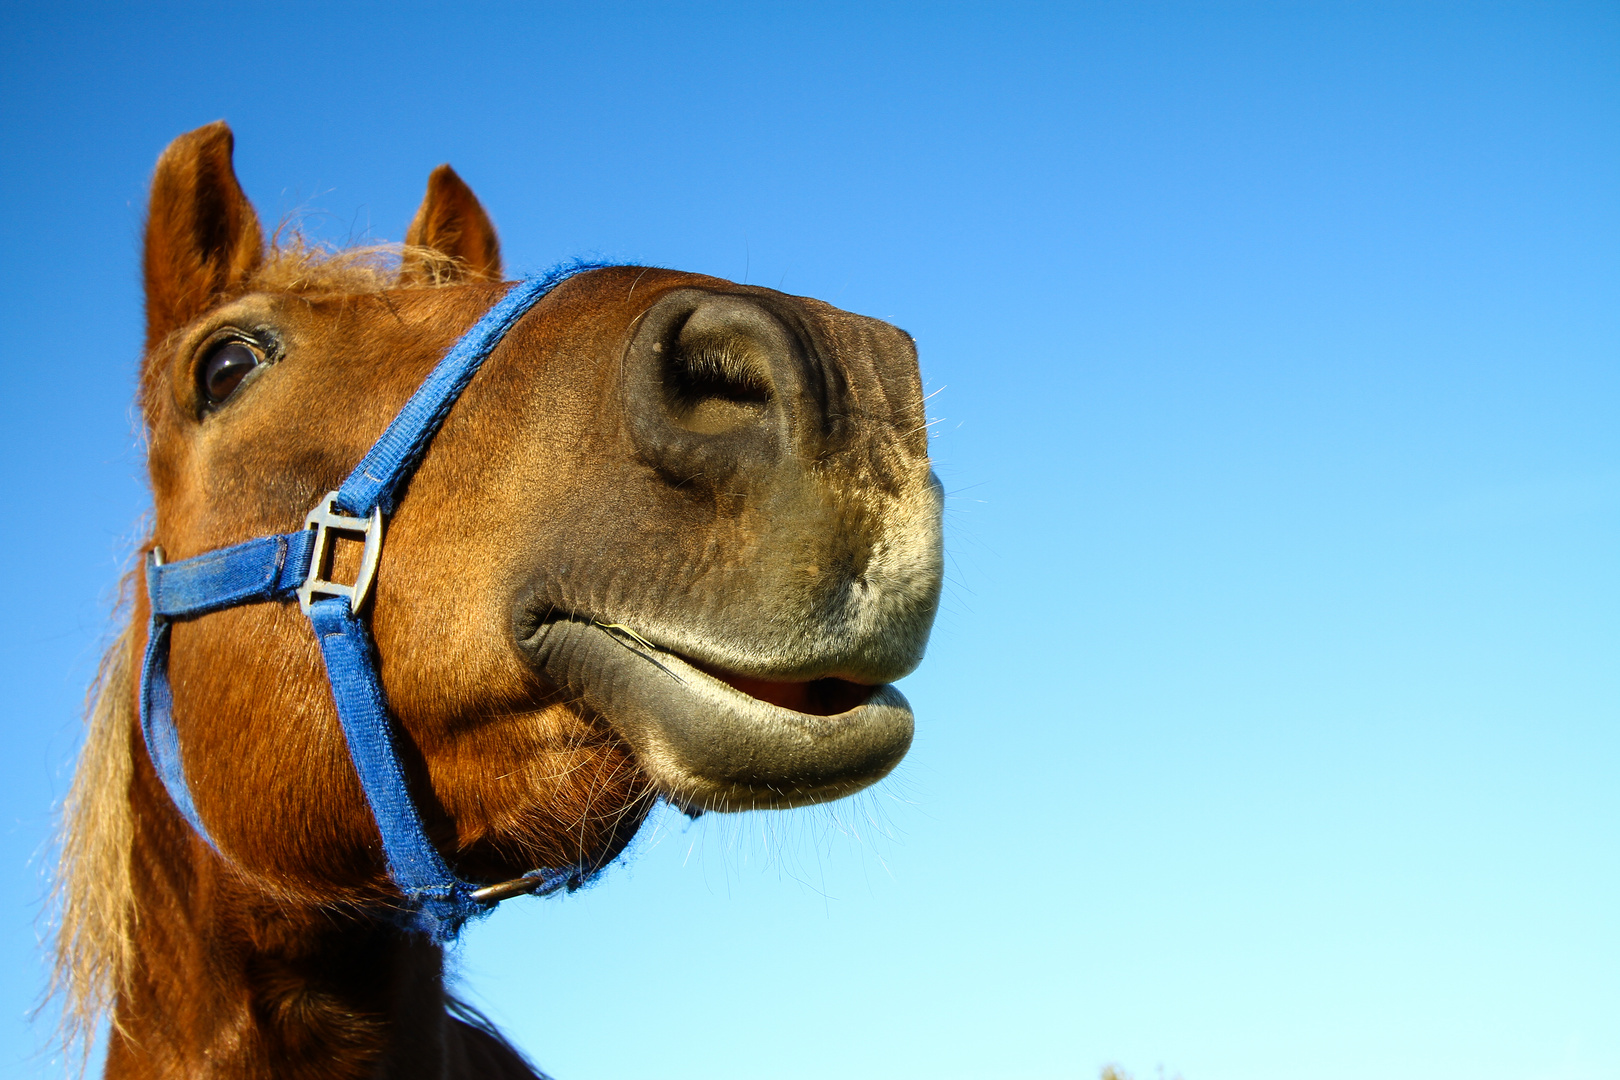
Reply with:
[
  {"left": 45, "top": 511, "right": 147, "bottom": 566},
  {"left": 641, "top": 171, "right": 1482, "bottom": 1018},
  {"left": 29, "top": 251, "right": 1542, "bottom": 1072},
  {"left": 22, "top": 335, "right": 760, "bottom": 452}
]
[
  {"left": 335, "top": 272, "right": 561, "bottom": 517},
  {"left": 306, "top": 596, "right": 479, "bottom": 939},
  {"left": 138, "top": 618, "right": 213, "bottom": 843},
  {"left": 148, "top": 531, "right": 315, "bottom": 617},
  {"left": 133, "top": 267, "right": 599, "bottom": 942}
]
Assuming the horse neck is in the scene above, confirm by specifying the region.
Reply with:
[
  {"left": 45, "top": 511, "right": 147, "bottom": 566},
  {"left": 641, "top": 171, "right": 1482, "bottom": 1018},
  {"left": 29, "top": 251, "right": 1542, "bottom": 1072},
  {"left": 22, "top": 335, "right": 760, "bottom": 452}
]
[{"left": 109, "top": 720, "right": 534, "bottom": 1080}]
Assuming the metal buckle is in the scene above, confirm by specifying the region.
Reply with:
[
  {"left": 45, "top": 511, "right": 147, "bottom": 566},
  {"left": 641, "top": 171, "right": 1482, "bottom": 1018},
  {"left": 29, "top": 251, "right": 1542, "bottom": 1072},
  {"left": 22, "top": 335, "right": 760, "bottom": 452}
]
[{"left": 297, "top": 492, "right": 385, "bottom": 615}]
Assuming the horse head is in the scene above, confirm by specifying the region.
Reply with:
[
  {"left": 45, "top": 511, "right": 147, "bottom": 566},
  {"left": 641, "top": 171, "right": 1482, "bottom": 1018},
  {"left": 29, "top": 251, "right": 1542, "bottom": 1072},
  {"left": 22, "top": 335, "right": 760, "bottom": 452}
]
[{"left": 64, "top": 121, "right": 942, "bottom": 1075}]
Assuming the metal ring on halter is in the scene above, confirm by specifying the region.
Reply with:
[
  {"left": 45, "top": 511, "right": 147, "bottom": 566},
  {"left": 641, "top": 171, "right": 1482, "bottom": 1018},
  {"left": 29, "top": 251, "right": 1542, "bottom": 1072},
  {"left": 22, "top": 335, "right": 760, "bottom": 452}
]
[{"left": 297, "top": 492, "right": 385, "bottom": 615}]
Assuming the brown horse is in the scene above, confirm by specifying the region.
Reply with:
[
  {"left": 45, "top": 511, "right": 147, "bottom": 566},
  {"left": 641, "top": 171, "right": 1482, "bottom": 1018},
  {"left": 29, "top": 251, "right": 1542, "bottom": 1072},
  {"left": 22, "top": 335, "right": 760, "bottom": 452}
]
[{"left": 52, "top": 122, "right": 943, "bottom": 1078}]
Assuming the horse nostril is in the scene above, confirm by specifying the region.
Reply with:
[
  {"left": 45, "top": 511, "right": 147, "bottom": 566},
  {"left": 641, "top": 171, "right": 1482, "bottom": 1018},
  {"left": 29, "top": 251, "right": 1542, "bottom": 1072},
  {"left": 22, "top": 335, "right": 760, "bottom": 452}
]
[
  {"left": 658, "top": 328, "right": 773, "bottom": 435},
  {"left": 626, "top": 290, "right": 803, "bottom": 485}
]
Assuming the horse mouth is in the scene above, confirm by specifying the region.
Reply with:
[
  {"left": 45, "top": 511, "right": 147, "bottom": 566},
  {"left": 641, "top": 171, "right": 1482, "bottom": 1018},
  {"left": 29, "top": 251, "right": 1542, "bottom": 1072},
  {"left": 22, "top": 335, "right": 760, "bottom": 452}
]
[
  {"left": 519, "top": 615, "right": 915, "bottom": 812},
  {"left": 687, "top": 662, "right": 879, "bottom": 716}
]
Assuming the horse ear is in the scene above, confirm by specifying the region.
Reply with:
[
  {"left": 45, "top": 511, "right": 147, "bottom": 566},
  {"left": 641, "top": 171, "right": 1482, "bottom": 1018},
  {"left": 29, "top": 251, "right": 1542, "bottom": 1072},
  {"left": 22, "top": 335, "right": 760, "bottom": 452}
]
[
  {"left": 401, "top": 165, "right": 503, "bottom": 284},
  {"left": 143, "top": 122, "right": 264, "bottom": 349}
]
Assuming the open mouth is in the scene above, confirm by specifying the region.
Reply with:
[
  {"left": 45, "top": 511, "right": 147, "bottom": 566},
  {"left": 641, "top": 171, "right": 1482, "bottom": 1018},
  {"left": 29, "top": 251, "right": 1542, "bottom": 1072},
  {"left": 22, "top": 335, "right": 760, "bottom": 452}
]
[
  {"left": 519, "top": 614, "right": 914, "bottom": 812},
  {"left": 687, "top": 660, "right": 879, "bottom": 716}
]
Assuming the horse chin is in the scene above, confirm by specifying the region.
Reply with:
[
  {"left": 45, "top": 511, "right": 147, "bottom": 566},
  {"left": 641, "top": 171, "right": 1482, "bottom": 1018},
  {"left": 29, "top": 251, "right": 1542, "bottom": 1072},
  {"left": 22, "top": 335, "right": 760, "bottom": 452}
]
[{"left": 520, "top": 616, "right": 914, "bottom": 813}]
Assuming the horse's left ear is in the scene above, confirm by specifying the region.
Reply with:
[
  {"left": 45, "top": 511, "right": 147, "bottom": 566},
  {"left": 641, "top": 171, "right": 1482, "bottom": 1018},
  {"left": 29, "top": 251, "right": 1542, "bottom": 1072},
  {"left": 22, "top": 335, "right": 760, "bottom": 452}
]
[{"left": 401, "top": 165, "right": 503, "bottom": 284}]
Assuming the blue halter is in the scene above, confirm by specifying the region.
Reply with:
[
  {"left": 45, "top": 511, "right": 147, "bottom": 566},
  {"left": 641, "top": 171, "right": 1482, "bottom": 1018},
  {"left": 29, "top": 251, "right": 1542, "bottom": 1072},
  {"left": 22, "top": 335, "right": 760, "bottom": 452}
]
[{"left": 139, "top": 266, "right": 597, "bottom": 941}]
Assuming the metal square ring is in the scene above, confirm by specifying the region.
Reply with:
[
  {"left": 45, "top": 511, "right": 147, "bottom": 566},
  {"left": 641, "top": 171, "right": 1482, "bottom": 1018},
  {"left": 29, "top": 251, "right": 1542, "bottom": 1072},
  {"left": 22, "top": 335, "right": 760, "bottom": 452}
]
[{"left": 296, "top": 492, "right": 385, "bottom": 615}]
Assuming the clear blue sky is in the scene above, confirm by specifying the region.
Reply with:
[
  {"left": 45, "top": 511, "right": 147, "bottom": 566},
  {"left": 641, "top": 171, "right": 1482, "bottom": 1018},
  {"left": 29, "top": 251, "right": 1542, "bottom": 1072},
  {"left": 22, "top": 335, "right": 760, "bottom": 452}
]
[{"left": 1, "top": 4, "right": 1615, "bottom": 1078}]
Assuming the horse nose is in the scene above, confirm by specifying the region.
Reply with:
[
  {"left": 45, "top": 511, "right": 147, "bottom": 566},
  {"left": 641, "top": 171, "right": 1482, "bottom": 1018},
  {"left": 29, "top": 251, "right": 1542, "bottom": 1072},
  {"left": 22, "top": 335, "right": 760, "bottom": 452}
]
[{"left": 623, "top": 290, "right": 811, "bottom": 486}]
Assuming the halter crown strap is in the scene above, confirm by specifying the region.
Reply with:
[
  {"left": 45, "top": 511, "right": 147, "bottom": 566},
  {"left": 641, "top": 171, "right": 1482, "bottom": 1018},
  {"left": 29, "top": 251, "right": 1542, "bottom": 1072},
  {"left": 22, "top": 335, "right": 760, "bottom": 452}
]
[{"left": 139, "top": 266, "right": 598, "bottom": 941}]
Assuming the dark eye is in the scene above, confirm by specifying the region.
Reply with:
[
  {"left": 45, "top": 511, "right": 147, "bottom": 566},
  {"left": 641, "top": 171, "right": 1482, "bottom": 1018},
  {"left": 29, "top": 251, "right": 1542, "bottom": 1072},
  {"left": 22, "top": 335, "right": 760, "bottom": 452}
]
[{"left": 200, "top": 341, "right": 263, "bottom": 405}]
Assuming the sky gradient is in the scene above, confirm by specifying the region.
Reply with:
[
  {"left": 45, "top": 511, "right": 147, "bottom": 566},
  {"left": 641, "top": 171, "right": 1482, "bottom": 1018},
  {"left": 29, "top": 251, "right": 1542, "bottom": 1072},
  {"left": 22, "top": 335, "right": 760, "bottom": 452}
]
[{"left": 1, "top": 4, "right": 1616, "bottom": 1078}]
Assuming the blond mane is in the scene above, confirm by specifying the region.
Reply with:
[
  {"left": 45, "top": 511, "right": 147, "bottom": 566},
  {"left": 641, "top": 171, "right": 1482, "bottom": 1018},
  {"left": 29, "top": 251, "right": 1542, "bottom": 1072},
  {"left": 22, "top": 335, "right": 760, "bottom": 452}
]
[
  {"left": 50, "top": 600, "right": 137, "bottom": 1064},
  {"left": 250, "top": 232, "right": 485, "bottom": 294}
]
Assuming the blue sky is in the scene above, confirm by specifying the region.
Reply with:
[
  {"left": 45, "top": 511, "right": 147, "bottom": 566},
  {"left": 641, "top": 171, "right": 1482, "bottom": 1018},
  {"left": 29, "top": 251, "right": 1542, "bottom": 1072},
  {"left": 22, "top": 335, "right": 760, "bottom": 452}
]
[{"left": 1, "top": 3, "right": 1616, "bottom": 1077}]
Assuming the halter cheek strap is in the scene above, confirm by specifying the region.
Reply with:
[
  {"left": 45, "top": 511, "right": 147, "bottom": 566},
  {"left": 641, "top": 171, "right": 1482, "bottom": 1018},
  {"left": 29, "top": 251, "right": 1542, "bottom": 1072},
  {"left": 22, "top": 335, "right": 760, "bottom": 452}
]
[{"left": 139, "top": 265, "right": 598, "bottom": 942}]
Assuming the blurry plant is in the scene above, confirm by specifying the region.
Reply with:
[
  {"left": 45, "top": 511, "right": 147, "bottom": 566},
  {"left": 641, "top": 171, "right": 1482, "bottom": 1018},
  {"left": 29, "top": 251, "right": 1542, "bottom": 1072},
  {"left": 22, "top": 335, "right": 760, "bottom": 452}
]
[{"left": 1100, "top": 1066, "right": 1183, "bottom": 1080}]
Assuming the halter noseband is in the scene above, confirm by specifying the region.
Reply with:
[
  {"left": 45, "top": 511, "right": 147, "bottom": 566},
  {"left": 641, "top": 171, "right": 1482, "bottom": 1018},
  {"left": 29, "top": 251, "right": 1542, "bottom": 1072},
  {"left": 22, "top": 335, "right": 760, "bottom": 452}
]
[{"left": 139, "top": 267, "right": 594, "bottom": 941}]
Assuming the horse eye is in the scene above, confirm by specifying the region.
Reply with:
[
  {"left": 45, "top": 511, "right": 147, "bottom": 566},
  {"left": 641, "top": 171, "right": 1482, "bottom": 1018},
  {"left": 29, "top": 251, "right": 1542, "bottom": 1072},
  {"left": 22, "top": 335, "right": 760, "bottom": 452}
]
[{"left": 201, "top": 341, "right": 262, "bottom": 405}]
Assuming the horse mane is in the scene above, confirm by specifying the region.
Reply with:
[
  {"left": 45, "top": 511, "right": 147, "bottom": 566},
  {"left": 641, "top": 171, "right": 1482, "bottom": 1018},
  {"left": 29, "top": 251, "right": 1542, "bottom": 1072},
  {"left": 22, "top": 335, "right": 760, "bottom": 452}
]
[
  {"left": 249, "top": 234, "right": 472, "bottom": 293},
  {"left": 50, "top": 583, "right": 137, "bottom": 1064},
  {"left": 48, "top": 236, "right": 473, "bottom": 1063}
]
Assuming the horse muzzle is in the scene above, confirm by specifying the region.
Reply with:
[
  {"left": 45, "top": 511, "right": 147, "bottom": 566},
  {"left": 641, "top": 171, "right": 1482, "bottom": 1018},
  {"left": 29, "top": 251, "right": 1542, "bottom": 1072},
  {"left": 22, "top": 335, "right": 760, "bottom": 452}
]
[{"left": 509, "top": 277, "right": 943, "bottom": 812}]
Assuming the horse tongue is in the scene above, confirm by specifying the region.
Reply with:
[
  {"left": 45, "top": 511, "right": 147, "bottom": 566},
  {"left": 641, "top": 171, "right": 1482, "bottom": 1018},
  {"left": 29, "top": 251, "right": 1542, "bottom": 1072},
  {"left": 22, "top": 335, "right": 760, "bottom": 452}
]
[
  {"left": 708, "top": 671, "right": 813, "bottom": 712},
  {"left": 695, "top": 665, "right": 878, "bottom": 717}
]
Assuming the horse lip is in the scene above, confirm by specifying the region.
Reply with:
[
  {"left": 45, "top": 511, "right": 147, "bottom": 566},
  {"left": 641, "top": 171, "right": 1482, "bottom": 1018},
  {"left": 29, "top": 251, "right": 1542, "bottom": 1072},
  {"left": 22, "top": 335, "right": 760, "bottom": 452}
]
[{"left": 518, "top": 615, "right": 914, "bottom": 812}]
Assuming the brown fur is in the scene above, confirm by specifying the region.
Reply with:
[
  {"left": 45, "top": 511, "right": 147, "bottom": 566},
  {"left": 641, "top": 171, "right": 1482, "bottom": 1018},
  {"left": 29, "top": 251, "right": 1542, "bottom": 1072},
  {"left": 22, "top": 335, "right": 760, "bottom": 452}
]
[{"left": 55, "top": 121, "right": 941, "bottom": 1077}]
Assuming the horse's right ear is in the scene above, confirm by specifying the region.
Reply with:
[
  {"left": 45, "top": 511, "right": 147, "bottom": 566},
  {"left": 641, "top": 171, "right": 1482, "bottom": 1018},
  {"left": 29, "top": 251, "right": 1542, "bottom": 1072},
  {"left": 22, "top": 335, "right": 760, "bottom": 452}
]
[
  {"left": 401, "top": 165, "right": 503, "bottom": 284},
  {"left": 143, "top": 122, "right": 264, "bottom": 349}
]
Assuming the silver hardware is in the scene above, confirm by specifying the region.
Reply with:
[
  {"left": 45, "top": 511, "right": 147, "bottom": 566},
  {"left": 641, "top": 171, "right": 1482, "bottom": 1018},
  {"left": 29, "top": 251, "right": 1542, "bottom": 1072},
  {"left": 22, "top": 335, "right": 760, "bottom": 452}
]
[
  {"left": 470, "top": 876, "right": 548, "bottom": 904},
  {"left": 297, "top": 492, "right": 385, "bottom": 615},
  {"left": 152, "top": 546, "right": 165, "bottom": 566}
]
